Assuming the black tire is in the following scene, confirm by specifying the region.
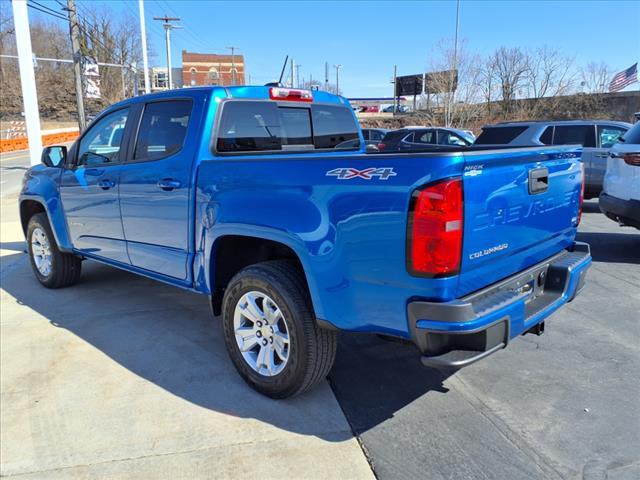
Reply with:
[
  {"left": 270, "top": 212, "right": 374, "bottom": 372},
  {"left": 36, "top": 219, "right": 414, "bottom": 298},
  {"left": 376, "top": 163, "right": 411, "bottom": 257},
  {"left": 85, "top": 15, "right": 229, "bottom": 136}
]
[
  {"left": 27, "top": 213, "right": 82, "bottom": 288},
  {"left": 221, "top": 260, "right": 337, "bottom": 399}
]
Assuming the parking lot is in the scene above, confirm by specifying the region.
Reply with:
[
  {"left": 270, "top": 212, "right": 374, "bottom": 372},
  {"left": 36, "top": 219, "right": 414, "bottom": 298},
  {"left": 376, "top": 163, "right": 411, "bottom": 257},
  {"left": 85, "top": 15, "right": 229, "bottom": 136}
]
[{"left": 1, "top": 180, "right": 639, "bottom": 479}]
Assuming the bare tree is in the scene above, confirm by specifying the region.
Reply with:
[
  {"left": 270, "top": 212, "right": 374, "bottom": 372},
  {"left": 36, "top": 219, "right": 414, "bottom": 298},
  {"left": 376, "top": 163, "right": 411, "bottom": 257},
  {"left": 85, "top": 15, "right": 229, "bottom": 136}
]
[
  {"left": 489, "top": 46, "right": 528, "bottom": 114},
  {"left": 580, "top": 61, "right": 611, "bottom": 93},
  {"left": 426, "top": 39, "right": 485, "bottom": 127},
  {"left": 522, "top": 46, "right": 576, "bottom": 117}
]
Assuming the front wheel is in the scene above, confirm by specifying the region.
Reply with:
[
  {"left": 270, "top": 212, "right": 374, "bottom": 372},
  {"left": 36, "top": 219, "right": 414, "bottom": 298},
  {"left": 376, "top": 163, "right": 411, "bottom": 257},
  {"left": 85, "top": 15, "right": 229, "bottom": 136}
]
[
  {"left": 221, "top": 260, "right": 337, "bottom": 399},
  {"left": 27, "top": 213, "right": 82, "bottom": 288}
]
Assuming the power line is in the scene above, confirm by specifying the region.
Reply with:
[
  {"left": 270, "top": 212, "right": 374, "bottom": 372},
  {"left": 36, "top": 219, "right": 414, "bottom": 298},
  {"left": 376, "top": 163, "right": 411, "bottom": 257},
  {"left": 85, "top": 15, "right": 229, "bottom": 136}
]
[
  {"left": 29, "top": 0, "right": 66, "bottom": 19},
  {"left": 26, "top": 1, "right": 67, "bottom": 21}
]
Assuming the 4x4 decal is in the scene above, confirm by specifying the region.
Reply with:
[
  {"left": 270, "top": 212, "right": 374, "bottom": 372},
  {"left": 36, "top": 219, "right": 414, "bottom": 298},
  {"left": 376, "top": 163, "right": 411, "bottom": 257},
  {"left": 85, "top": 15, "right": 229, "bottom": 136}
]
[{"left": 326, "top": 167, "right": 397, "bottom": 180}]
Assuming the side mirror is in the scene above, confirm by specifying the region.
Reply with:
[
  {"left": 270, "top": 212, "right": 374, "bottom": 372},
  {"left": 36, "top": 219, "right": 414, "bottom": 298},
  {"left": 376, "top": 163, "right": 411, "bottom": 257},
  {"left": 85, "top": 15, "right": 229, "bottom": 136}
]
[{"left": 41, "top": 146, "right": 67, "bottom": 168}]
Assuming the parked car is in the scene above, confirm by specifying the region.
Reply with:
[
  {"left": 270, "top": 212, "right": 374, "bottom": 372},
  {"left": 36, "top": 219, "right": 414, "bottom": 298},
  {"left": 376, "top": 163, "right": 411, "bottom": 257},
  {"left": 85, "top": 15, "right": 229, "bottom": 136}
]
[
  {"left": 361, "top": 128, "right": 389, "bottom": 146},
  {"left": 382, "top": 105, "right": 409, "bottom": 113},
  {"left": 599, "top": 121, "right": 640, "bottom": 229},
  {"left": 474, "top": 120, "right": 632, "bottom": 199},
  {"left": 378, "top": 126, "right": 474, "bottom": 151},
  {"left": 22, "top": 86, "right": 591, "bottom": 398}
]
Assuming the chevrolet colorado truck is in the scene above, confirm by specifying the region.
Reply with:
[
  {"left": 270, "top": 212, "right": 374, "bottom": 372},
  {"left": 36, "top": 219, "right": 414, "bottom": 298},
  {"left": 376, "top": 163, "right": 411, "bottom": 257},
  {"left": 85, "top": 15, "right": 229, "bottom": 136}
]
[{"left": 20, "top": 86, "right": 592, "bottom": 398}]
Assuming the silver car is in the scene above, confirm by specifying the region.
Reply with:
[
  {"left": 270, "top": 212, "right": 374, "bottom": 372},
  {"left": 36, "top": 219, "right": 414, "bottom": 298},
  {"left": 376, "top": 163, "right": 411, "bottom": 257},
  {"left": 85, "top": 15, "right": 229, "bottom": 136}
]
[{"left": 474, "top": 120, "right": 632, "bottom": 199}]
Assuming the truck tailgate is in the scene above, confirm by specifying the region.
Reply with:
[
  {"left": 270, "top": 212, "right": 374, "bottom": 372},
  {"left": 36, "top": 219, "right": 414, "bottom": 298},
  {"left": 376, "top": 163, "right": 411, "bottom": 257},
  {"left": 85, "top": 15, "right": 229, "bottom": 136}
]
[{"left": 457, "top": 147, "right": 582, "bottom": 297}]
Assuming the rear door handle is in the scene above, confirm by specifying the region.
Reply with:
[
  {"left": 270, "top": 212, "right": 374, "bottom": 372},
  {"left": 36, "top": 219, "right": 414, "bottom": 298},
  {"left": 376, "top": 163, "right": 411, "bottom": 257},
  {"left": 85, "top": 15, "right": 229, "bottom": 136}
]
[
  {"left": 157, "top": 178, "right": 181, "bottom": 191},
  {"left": 596, "top": 153, "right": 609, "bottom": 158},
  {"left": 97, "top": 179, "right": 115, "bottom": 190}
]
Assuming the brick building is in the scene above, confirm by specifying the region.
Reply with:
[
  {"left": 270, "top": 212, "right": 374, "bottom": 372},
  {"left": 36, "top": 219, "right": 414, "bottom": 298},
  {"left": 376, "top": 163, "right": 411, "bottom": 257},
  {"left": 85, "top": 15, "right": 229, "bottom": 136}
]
[{"left": 182, "top": 50, "right": 246, "bottom": 87}]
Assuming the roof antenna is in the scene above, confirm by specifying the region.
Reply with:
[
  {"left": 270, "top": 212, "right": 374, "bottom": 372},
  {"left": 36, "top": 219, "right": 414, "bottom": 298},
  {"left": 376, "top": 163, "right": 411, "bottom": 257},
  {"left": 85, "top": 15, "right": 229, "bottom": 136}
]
[{"left": 265, "top": 55, "right": 289, "bottom": 87}]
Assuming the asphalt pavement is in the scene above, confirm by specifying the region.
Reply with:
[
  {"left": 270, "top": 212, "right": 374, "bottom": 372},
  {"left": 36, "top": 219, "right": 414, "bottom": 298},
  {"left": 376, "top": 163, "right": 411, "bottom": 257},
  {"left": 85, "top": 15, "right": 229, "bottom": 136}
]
[
  {"left": 329, "top": 199, "right": 640, "bottom": 480},
  {"left": 0, "top": 149, "right": 32, "bottom": 199}
]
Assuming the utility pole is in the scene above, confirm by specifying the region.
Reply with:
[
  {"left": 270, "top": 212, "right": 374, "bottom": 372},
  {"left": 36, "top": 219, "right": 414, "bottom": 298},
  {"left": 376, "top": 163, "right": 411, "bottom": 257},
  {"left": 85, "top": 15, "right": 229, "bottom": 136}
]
[
  {"left": 226, "top": 46, "right": 239, "bottom": 85},
  {"left": 139, "top": 0, "right": 150, "bottom": 94},
  {"left": 66, "top": 0, "right": 86, "bottom": 132},
  {"left": 392, "top": 64, "right": 397, "bottom": 115},
  {"left": 11, "top": 0, "right": 42, "bottom": 166},
  {"left": 324, "top": 61, "right": 329, "bottom": 91},
  {"left": 154, "top": 15, "right": 180, "bottom": 89},
  {"left": 290, "top": 58, "right": 295, "bottom": 88},
  {"left": 295, "top": 63, "right": 302, "bottom": 89},
  {"left": 334, "top": 64, "right": 342, "bottom": 95}
]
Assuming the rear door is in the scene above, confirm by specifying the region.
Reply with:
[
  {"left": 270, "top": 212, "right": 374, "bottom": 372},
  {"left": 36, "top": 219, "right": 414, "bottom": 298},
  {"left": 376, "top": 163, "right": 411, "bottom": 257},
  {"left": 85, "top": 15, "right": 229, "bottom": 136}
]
[
  {"left": 458, "top": 147, "right": 582, "bottom": 296},
  {"left": 118, "top": 97, "right": 202, "bottom": 280}
]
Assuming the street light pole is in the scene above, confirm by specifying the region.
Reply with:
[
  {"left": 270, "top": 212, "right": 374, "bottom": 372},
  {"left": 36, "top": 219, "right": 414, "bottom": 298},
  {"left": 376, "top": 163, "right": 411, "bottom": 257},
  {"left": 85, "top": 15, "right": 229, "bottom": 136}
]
[
  {"left": 11, "top": 0, "right": 42, "bottom": 166},
  {"left": 138, "top": 0, "right": 150, "bottom": 94},
  {"left": 226, "top": 46, "right": 239, "bottom": 85},
  {"left": 334, "top": 64, "right": 342, "bottom": 95}
]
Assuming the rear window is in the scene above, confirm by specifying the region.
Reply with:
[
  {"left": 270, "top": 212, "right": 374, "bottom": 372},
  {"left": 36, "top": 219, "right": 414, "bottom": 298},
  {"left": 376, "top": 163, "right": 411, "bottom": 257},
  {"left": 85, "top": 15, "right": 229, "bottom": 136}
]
[
  {"left": 216, "top": 101, "right": 360, "bottom": 153},
  {"left": 622, "top": 122, "right": 640, "bottom": 144},
  {"left": 474, "top": 126, "right": 527, "bottom": 145},
  {"left": 552, "top": 125, "right": 595, "bottom": 148}
]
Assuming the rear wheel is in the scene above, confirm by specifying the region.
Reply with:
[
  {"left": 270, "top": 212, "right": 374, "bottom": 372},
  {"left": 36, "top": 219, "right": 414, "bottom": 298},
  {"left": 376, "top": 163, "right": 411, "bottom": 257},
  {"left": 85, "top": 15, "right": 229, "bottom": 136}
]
[
  {"left": 221, "top": 260, "right": 337, "bottom": 399},
  {"left": 27, "top": 213, "right": 81, "bottom": 288}
]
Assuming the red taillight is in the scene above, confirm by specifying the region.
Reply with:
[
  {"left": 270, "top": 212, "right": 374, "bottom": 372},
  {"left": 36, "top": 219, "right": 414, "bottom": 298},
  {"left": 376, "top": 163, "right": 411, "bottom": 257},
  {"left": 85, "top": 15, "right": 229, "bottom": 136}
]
[
  {"left": 408, "top": 178, "right": 463, "bottom": 277},
  {"left": 377, "top": 142, "right": 386, "bottom": 151},
  {"left": 269, "top": 87, "right": 313, "bottom": 102},
  {"left": 623, "top": 153, "right": 640, "bottom": 166},
  {"left": 577, "top": 162, "right": 585, "bottom": 226}
]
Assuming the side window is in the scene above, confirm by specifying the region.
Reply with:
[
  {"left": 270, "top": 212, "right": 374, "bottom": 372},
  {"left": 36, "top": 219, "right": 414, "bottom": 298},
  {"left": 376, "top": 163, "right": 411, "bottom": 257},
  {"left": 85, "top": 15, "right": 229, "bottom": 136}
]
[
  {"left": 402, "top": 132, "right": 415, "bottom": 143},
  {"left": 439, "top": 131, "right": 467, "bottom": 146},
  {"left": 539, "top": 126, "right": 553, "bottom": 145},
  {"left": 552, "top": 125, "right": 594, "bottom": 147},
  {"left": 362, "top": 130, "right": 370, "bottom": 141},
  {"left": 77, "top": 108, "right": 129, "bottom": 167},
  {"left": 370, "top": 130, "right": 384, "bottom": 141},
  {"left": 416, "top": 130, "right": 437, "bottom": 144},
  {"left": 598, "top": 125, "right": 627, "bottom": 148},
  {"left": 134, "top": 100, "right": 191, "bottom": 161}
]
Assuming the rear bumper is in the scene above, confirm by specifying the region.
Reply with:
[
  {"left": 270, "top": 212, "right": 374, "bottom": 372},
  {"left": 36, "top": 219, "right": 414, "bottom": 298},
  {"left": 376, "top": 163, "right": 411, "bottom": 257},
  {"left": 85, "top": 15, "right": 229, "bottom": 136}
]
[
  {"left": 599, "top": 192, "right": 640, "bottom": 229},
  {"left": 408, "top": 243, "right": 591, "bottom": 368}
]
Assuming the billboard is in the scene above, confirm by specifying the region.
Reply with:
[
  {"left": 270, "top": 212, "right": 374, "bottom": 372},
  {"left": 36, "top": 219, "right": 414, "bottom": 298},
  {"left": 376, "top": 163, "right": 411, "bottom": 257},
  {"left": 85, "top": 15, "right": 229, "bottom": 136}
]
[
  {"left": 425, "top": 69, "right": 458, "bottom": 93},
  {"left": 395, "top": 70, "right": 458, "bottom": 96}
]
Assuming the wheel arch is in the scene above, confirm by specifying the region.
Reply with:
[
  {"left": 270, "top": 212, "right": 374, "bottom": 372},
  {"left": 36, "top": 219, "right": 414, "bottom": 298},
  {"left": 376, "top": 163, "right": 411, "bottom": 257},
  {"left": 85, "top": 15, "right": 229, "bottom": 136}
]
[
  {"left": 208, "top": 233, "right": 324, "bottom": 321},
  {"left": 19, "top": 196, "right": 73, "bottom": 251}
]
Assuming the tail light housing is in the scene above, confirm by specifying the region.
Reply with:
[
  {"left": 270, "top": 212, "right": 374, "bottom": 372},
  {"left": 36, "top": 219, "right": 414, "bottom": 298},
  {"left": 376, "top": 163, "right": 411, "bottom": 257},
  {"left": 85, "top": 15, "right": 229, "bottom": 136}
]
[
  {"left": 407, "top": 178, "right": 463, "bottom": 277},
  {"left": 377, "top": 142, "right": 386, "bottom": 151},
  {"left": 577, "top": 162, "right": 585, "bottom": 226},
  {"left": 623, "top": 152, "right": 640, "bottom": 166}
]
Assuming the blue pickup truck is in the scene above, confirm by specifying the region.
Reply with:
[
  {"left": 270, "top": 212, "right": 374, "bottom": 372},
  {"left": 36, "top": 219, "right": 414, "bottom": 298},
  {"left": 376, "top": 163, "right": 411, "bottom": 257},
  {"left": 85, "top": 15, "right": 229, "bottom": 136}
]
[{"left": 20, "top": 86, "right": 591, "bottom": 398}]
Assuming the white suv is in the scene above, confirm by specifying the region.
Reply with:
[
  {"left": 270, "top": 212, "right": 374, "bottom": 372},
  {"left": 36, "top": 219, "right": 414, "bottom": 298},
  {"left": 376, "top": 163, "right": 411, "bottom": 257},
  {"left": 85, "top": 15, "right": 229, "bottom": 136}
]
[{"left": 599, "top": 122, "right": 640, "bottom": 229}]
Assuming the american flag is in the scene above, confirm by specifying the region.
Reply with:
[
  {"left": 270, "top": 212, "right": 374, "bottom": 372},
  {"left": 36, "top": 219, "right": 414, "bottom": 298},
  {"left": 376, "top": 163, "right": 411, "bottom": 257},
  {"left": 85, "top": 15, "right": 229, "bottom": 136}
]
[{"left": 609, "top": 63, "right": 638, "bottom": 92}]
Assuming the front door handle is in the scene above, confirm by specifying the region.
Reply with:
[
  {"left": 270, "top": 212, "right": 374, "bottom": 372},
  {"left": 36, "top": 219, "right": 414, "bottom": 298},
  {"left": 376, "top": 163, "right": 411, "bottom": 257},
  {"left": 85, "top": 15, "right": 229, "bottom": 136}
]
[
  {"left": 157, "top": 178, "right": 181, "bottom": 191},
  {"left": 596, "top": 153, "right": 609, "bottom": 158},
  {"left": 97, "top": 179, "right": 115, "bottom": 190}
]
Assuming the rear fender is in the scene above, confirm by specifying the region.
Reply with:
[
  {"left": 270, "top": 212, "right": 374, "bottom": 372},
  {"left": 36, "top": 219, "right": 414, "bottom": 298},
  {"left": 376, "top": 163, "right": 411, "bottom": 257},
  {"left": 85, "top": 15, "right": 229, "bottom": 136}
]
[{"left": 196, "top": 223, "right": 325, "bottom": 320}]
